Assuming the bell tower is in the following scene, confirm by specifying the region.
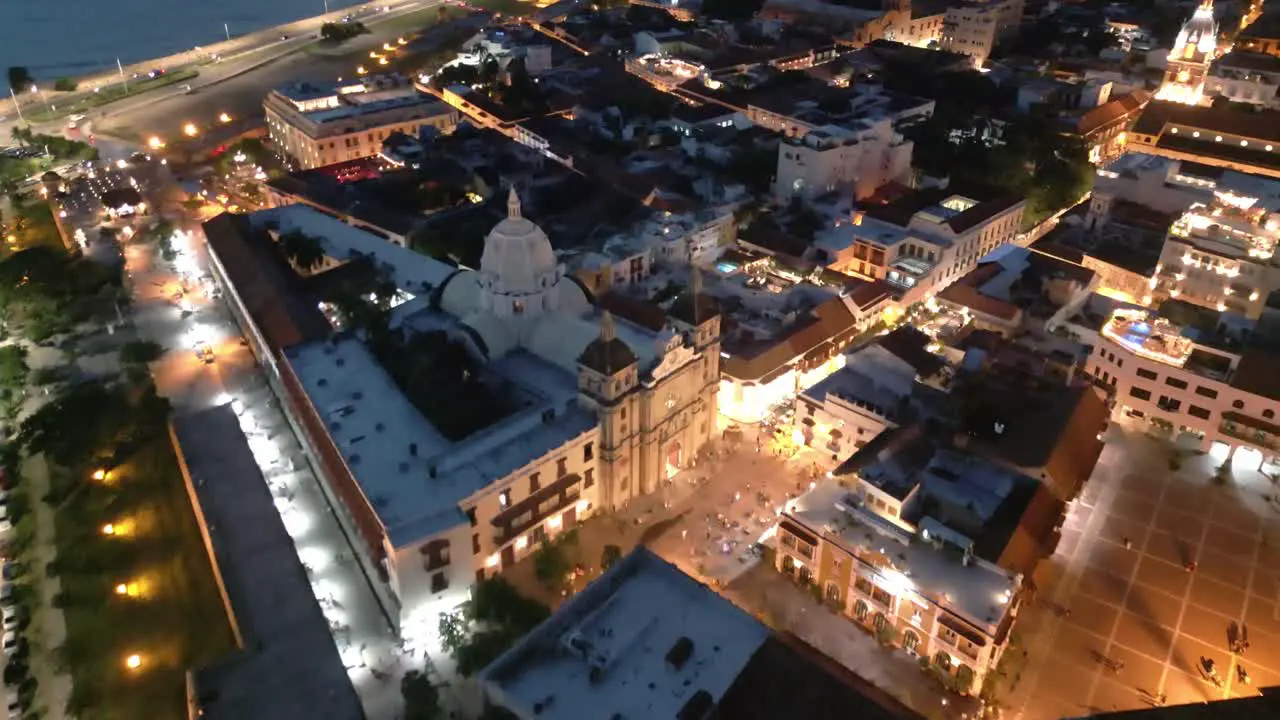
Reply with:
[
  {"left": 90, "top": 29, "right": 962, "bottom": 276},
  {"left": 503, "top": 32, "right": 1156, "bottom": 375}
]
[
  {"left": 576, "top": 312, "right": 639, "bottom": 509},
  {"left": 1156, "top": 0, "right": 1218, "bottom": 105}
]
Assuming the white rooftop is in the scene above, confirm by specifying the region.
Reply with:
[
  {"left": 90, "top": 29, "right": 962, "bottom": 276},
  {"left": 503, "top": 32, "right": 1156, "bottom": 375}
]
[
  {"left": 482, "top": 549, "right": 770, "bottom": 720},
  {"left": 251, "top": 205, "right": 457, "bottom": 296},
  {"left": 786, "top": 480, "right": 1019, "bottom": 635},
  {"left": 287, "top": 338, "right": 597, "bottom": 548}
]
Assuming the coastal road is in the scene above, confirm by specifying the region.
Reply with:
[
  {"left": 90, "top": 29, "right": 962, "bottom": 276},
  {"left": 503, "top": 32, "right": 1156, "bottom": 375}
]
[
  {"left": 2, "top": 0, "right": 446, "bottom": 149},
  {"left": 2, "top": 0, "right": 433, "bottom": 118}
]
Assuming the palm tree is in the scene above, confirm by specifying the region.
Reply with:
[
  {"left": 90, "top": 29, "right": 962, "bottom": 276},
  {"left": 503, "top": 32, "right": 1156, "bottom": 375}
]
[{"left": 278, "top": 230, "right": 326, "bottom": 273}]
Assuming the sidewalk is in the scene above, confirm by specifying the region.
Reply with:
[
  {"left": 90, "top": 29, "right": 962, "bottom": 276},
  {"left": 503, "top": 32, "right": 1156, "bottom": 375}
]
[{"left": 22, "top": 454, "right": 73, "bottom": 720}]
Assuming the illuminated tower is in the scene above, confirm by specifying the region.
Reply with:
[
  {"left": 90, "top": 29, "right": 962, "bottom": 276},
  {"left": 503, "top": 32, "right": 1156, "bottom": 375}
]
[{"left": 1156, "top": 0, "right": 1218, "bottom": 105}]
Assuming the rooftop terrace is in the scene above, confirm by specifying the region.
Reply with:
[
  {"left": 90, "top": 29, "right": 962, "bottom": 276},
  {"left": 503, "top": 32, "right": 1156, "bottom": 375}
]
[{"left": 786, "top": 480, "right": 1019, "bottom": 635}]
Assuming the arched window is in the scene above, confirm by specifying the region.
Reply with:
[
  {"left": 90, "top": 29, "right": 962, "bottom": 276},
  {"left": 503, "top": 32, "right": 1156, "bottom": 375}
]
[
  {"left": 825, "top": 582, "right": 841, "bottom": 604},
  {"left": 854, "top": 600, "right": 869, "bottom": 621},
  {"left": 781, "top": 555, "right": 795, "bottom": 576},
  {"left": 903, "top": 630, "right": 920, "bottom": 654},
  {"left": 873, "top": 612, "right": 888, "bottom": 632},
  {"left": 798, "top": 565, "right": 812, "bottom": 584},
  {"left": 934, "top": 651, "right": 951, "bottom": 669}
]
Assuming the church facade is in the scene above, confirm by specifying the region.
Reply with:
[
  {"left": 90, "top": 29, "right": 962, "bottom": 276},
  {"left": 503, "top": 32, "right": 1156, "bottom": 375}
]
[
  {"left": 253, "top": 190, "right": 721, "bottom": 639},
  {"left": 1156, "top": 0, "right": 1219, "bottom": 105}
]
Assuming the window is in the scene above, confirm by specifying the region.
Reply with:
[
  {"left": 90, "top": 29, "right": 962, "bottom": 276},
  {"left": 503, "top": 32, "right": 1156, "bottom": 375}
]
[
  {"left": 1136, "top": 368, "right": 1158, "bottom": 381},
  {"left": 1266, "top": 409, "right": 1277, "bottom": 419},
  {"left": 854, "top": 600, "right": 869, "bottom": 621},
  {"left": 873, "top": 612, "right": 888, "bottom": 632},
  {"left": 1129, "top": 387, "right": 1152, "bottom": 401},
  {"left": 782, "top": 555, "right": 796, "bottom": 575},
  {"left": 529, "top": 472, "right": 541, "bottom": 493},
  {"left": 557, "top": 457, "right": 568, "bottom": 477},
  {"left": 1165, "top": 377, "right": 1188, "bottom": 390},
  {"left": 584, "top": 468, "right": 595, "bottom": 488},
  {"left": 499, "top": 489, "right": 511, "bottom": 509},
  {"left": 1195, "top": 386, "right": 1219, "bottom": 399},
  {"left": 797, "top": 542, "right": 814, "bottom": 559},
  {"left": 583, "top": 443, "right": 594, "bottom": 462},
  {"left": 1188, "top": 405, "right": 1211, "bottom": 420},
  {"left": 431, "top": 571, "right": 448, "bottom": 593},
  {"left": 854, "top": 576, "right": 873, "bottom": 595},
  {"left": 1157, "top": 396, "right": 1182, "bottom": 413},
  {"left": 871, "top": 586, "right": 893, "bottom": 606},
  {"left": 903, "top": 630, "right": 921, "bottom": 654},
  {"left": 781, "top": 533, "right": 796, "bottom": 548},
  {"left": 1233, "top": 400, "right": 1245, "bottom": 409},
  {"left": 825, "top": 582, "right": 841, "bottom": 604},
  {"left": 466, "top": 508, "right": 477, "bottom": 527},
  {"left": 797, "top": 565, "right": 813, "bottom": 584},
  {"left": 1116, "top": 359, "right": 1124, "bottom": 368}
]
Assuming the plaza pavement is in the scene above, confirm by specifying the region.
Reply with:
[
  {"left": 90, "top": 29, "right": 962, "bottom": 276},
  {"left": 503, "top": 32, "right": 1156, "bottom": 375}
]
[{"left": 1009, "top": 425, "right": 1280, "bottom": 719}]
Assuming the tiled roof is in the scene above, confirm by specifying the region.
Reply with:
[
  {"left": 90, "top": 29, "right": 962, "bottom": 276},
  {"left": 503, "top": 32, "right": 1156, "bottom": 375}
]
[
  {"left": 1133, "top": 100, "right": 1280, "bottom": 143},
  {"left": 937, "top": 264, "right": 1021, "bottom": 322},
  {"left": 722, "top": 297, "right": 858, "bottom": 382},
  {"left": 1075, "top": 90, "right": 1151, "bottom": 136}
]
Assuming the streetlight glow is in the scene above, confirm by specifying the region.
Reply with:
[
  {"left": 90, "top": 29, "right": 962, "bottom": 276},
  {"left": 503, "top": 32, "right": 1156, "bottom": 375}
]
[
  {"left": 183, "top": 122, "right": 199, "bottom": 137},
  {"left": 218, "top": 112, "right": 232, "bottom": 123},
  {"left": 147, "top": 136, "right": 165, "bottom": 150},
  {"left": 125, "top": 654, "right": 143, "bottom": 670},
  {"left": 103, "top": 523, "right": 115, "bottom": 535},
  {"left": 92, "top": 468, "right": 109, "bottom": 481}
]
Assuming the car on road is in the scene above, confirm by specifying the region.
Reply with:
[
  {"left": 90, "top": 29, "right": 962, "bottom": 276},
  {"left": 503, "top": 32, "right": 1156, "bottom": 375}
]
[
  {"left": 1, "top": 632, "right": 17, "bottom": 657},
  {"left": 6, "top": 694, "right": 19, "bottom": 719},
  {"left": 1, "top": 606, "right": 18, "bottom": 632}
]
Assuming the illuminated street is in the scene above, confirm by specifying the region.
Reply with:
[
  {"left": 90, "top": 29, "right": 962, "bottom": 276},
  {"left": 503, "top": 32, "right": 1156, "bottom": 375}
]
[{"left": 115, "top": 185, "right": 442, "bottom": 718}]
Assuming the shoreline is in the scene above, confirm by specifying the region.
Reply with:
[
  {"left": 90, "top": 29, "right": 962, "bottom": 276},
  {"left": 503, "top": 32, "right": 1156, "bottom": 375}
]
[{"left": 3, "top": 0, "right": 432, "bottom": 118}]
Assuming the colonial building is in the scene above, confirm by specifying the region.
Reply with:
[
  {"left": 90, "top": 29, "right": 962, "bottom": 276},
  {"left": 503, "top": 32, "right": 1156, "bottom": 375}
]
[
  {"left": 1155, "top": 0, "right": 1219, "bottom": 106},
  {"left": 1085, "top": 305, "right": 1280, "bottom": 467},
  {"left": 204, "top": 191, "right": 721, "bottom": 643},
  {"left": 264, "top": 75, "right": 460, "bottom": 169}
]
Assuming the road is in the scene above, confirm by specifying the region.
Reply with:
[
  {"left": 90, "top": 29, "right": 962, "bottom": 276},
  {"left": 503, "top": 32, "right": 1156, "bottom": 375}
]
[
  {"left": 2, "top": 0, "right": 446, "bottom": 148},
  {"left": 1, "top": 0, "right": 433, "bottom": 118}
]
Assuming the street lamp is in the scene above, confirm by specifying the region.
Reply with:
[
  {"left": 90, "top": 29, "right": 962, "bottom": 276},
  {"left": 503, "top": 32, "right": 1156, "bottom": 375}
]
[
  {"left": 183, "top": 122, "right": 199, "bottom": 137},
  {"left": 125, "top": 654, "right": 143, "bottom": 670}
]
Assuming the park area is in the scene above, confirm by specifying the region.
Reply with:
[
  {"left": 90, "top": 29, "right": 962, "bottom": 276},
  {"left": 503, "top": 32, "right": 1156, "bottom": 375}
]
[{"left": 15, "top": 382, "right": 235, "bottom": 719}]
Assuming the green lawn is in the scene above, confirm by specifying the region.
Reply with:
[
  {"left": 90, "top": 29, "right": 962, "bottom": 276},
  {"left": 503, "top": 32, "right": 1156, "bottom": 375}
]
[
  {"left": 27, "top": 69, "right": 199, "bottom": 124},
  {"left": 50, "top": 437, "right": 235, "bottom": 720}
]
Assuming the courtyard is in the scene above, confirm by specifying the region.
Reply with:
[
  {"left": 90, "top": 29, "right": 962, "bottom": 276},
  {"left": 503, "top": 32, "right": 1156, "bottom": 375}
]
[{"left": 1007, "top": 424, "right": 1280, "bottom": 719}]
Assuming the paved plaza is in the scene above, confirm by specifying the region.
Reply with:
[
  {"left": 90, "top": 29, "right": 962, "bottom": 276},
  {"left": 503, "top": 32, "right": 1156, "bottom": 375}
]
[{"left": 1010, "top": 425, "right": 1280, "bottom": 719}]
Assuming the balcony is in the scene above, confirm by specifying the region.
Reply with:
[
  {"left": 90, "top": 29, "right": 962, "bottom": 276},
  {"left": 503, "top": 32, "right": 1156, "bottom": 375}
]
[
  {"left": 1220, "top": 413, "right": 1280, "bottom": 451},
  {"left": 492, "top": 473, "right": 582, "bottom": 547}
]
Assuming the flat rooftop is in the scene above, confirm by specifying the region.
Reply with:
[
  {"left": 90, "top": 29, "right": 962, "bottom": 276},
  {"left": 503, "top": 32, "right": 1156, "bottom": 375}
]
[
  {"left": 483, "top": 549, "right": 770, "bottom": 720},
  {"left": 786, "top": 480, "right": 1019, "bottom": 635},
  {"left": 287, "top": 338, "right": 597, "bottom": 547},
  {"left": 177, "top": 405, "right": 363, "bottom": 720},
  {"left": 251, "top": 205, "right": 458, "bottom": 296}
]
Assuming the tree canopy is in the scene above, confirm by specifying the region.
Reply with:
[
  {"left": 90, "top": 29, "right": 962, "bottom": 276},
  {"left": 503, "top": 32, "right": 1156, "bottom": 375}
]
[{"left": 6, "top": 67, "right": 32, "bottom": 93}]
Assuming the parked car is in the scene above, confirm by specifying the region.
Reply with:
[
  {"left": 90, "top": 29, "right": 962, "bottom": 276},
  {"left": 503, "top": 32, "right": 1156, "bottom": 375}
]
[
  {"left": 1, "top": 631, "right": 17, "bottom": 656},
  {"left": 7, "top": 694, "right": 19, "bottom": 719},
  {"left": 2, "top": 605, "right": 17, "bottom": 632}
]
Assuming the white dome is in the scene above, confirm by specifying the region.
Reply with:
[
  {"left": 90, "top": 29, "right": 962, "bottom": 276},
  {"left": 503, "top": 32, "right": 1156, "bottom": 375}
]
[{"left": 480, "top": 188, "right": 557, "bottom": 295}]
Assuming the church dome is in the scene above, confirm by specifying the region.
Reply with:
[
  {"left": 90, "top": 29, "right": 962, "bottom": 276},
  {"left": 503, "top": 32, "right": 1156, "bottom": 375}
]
[{"left": 480, "top": 188, "right": 557, "bottom": 295}]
